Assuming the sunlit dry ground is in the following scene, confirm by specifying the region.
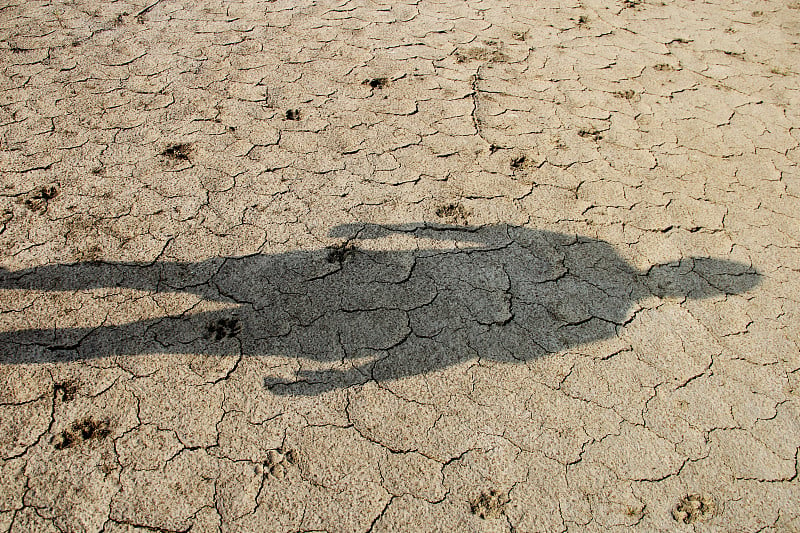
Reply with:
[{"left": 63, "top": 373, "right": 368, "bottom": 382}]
[{"left": 1, "top": 0, "right": 799, "bottom": 531}]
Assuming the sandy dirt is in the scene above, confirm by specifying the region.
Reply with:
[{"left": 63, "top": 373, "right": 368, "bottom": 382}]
[{"left": 1, "top": 0, "right": 799, "bottom": 531}]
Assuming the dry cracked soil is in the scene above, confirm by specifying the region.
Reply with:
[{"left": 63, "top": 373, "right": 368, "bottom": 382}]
[{"left": 1, "top": 0, "right": 799, "bottom": 531}]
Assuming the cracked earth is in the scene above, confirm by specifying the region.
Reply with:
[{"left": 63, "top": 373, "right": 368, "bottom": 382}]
[{"left": 1, "top": 0, "right": 799, "bottom": 531}]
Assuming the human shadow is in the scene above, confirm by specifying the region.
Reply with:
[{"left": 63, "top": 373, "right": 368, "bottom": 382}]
[{"left": 0, "top": 223, "right": 760, "bottom": 394}]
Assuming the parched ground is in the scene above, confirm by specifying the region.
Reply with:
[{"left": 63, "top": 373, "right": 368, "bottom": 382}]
[{"left": 1, "top": 0, "right": 799, "bottom": 531}]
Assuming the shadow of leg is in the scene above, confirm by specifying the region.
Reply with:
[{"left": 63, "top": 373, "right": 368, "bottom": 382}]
[{"left": 0, "top": 309, "right": 247, "bottom": 364}]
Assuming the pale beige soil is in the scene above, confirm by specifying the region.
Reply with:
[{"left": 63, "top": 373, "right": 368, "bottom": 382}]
[{"left": 1, "top": 0, "right": 799, "bottom": 531}]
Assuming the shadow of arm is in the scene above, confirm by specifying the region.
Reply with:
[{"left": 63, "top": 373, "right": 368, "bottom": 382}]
[
  {"left": 0, "top": 260, "right": 219, "bottom": 294},
  {"left": 0, "top": 262, "right": 140, "bottom": 292}
]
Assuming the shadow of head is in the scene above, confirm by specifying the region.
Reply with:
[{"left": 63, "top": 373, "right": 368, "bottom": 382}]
[{"left": 646, "top": 256, "right": 761, "bottom": 300}]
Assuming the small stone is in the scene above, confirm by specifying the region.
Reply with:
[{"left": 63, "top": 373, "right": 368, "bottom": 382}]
[
  {"left": 266, "top": 449, "right": 283, "bottom": 466},
  {"left": 284, "top": 448, "right": 299, "bottom": 465},
  {"left": 270, "top": 464, "right": 286, "bottom": 479}
]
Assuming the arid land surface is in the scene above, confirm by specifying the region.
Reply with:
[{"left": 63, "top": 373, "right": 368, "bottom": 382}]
[{"left": 1, "top": 0, "right": 799, "bottom": 531}]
